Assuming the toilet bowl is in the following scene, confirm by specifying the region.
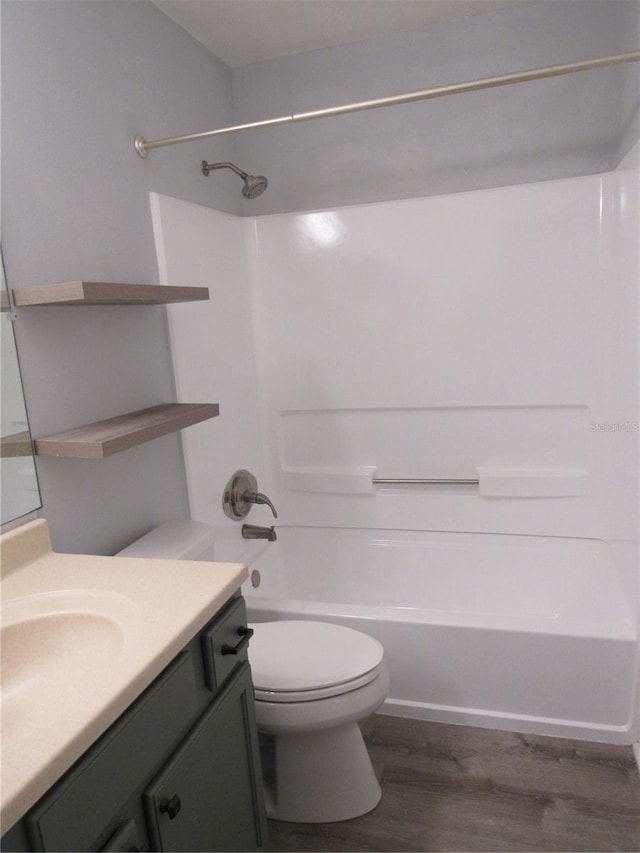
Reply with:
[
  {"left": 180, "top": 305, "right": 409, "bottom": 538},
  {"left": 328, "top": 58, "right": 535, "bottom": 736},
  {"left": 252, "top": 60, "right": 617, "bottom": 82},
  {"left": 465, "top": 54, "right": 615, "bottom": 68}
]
[
  {"left": 117, "top": 522, "right": 388, "bottom": 823},
  {"left": 249, "top": 620, "right": 389, "bottom": 822}
]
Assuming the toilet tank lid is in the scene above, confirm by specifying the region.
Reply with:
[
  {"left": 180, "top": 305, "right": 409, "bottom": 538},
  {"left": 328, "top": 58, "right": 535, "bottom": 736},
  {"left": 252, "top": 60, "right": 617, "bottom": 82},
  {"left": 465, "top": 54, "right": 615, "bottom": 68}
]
[{"left": 116, "top": 521, "right": 216, "bottom": 560}]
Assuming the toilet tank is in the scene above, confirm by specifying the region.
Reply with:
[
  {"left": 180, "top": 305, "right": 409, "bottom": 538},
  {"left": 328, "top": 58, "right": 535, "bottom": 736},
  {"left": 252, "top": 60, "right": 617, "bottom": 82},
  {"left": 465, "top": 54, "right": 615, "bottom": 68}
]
[{"left": 116, "top": 521, "right": 217, "bottom": 560}]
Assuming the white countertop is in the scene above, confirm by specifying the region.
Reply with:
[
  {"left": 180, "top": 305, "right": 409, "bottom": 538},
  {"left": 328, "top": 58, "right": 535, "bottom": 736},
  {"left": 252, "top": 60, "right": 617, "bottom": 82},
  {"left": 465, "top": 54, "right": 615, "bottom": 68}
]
[{"left": 0, "top": 519, "right": 247, "bottom": 831}]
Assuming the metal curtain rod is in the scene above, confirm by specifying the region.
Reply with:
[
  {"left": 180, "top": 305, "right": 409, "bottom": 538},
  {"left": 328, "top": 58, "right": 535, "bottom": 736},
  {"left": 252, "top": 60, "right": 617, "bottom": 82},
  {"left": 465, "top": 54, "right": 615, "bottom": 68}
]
[
  {"left": 134, "top": 49, "right": 640, "bottom": 157},
  {"left": 373, "top": 478, "right": 479, "bottom": 486}
]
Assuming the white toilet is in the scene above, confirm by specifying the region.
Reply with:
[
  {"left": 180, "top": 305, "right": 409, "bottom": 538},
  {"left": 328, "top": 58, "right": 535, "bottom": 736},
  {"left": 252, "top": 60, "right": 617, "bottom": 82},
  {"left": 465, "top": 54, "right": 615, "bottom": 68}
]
[{"left": 117, "top": 521, "right": 389, "bottom": 823}]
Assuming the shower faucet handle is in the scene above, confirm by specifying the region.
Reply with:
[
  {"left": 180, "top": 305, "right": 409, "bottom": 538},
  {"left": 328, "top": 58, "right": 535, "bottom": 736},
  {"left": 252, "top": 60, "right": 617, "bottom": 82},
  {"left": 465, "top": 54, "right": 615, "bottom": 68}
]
[
  {"left": 223, "top": 469, "right": 279, "bottom": 520},
  {"left": 244, "top": 491, "right": 278, "bottom": 519}
]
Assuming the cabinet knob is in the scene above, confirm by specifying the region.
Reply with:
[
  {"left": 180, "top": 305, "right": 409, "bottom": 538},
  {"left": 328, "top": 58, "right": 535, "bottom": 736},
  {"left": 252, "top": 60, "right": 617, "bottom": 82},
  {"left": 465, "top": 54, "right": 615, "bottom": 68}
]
[{"left": 159, "top": 794, "right": 182, "bottom": 819}]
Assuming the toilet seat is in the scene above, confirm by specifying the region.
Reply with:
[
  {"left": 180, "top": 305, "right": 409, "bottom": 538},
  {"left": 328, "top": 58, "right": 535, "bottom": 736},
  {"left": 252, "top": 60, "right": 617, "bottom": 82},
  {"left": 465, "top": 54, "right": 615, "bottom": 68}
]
[
  {"left": 249, "top": 620, "right": 384, "bottom": 703},
  {"left": 254, "top": 662, "right": 385, "bottom": 702}
]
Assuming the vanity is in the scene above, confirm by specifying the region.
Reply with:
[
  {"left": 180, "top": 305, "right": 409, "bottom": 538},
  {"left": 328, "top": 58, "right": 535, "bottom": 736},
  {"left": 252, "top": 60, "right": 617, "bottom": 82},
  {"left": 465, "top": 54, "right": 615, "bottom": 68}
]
[{"left": 1, "top": 520, "right": 268, "bottom": 852}]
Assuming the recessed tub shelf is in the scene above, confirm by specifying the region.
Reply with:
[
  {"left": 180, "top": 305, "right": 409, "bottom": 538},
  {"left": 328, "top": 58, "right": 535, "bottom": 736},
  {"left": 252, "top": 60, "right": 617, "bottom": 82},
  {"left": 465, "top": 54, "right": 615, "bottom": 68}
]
[
  {"left": 34, "top": 403, "right": 220, "bottom": 459},
  {"left": 281, "top": 466, "right": 589, "bottom": 497},
  {"left": 12, "top": 281, "right": 209, "bottom": 306}
]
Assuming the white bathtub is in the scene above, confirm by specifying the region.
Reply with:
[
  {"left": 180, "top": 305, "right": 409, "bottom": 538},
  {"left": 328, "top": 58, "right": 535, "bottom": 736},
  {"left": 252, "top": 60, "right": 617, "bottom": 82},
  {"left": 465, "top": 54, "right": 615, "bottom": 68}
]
[{"left": 216, "top": 527, "right": 638, "bottom": 743}]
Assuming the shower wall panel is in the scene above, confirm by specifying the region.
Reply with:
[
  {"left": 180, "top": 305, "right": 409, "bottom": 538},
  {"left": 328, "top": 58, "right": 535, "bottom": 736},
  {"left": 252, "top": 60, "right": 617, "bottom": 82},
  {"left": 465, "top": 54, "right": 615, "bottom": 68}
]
[
  {"left": 248, "top": 172, "right": 634, "bottom": 541},
  {"left": 150, "top": 193, "right": 268, "bottom": 531}
]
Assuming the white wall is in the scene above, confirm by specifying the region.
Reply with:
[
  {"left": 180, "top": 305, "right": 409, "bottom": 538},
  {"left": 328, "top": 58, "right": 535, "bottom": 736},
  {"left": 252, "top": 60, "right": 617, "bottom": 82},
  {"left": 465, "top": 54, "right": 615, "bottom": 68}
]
[
  {"left": 248, "top": 172, "right": 637, "bottom": 559},
  {"left": 614, "top": 140, "right": 640, "bottom": 745},
  {"left": 150, "top": 194, "right": 269, "bottom": 537}
]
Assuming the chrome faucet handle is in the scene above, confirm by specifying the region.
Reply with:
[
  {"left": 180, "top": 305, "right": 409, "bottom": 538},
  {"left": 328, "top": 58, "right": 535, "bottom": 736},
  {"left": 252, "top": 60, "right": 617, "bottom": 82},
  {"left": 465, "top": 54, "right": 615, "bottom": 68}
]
[{"left": 244, "top": 491, "right": 278, "bottom": 519}]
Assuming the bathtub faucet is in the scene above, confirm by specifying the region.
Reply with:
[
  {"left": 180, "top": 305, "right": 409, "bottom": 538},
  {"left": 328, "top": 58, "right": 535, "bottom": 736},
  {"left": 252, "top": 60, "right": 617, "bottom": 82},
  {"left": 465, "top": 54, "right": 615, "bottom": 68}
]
[{"left": 242, "top": 524, "right": 277, "bottom": 542}]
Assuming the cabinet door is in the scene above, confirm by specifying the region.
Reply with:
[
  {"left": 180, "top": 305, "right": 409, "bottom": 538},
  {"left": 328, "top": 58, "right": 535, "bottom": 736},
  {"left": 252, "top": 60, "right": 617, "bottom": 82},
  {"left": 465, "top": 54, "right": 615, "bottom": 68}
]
[
  {"left": 143, "top": 662, "right": 267, "bottom": 852},
  {"left": 26, "top": 651, "right": 200, "bottom": 852}
]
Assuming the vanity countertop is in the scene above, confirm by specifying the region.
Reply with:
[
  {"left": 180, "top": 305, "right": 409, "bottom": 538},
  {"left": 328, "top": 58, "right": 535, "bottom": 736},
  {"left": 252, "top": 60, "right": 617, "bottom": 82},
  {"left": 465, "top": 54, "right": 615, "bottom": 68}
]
[{"left": 0, "top": 519, "right": 247, "bottom": 831}]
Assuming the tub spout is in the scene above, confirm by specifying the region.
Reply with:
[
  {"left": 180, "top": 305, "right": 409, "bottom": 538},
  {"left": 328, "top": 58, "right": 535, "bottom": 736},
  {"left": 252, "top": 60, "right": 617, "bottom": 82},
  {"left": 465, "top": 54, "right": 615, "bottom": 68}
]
[{"left": 242, "top": 524, "right": 277, "bottom": 542}]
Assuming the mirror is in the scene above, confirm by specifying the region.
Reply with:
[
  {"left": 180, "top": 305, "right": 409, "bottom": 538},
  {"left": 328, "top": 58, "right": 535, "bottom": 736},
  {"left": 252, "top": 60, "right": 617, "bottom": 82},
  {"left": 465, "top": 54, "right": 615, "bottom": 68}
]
[{"left": 1, "top": 248, "right": 42, "bottom": 523}]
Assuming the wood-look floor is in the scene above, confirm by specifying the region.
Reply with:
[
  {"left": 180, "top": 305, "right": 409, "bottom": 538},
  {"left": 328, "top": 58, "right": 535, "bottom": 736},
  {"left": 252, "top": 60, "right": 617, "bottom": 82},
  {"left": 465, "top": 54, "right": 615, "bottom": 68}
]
[{"left": 266, "top": 714, "right": 640, "bottom": 852}]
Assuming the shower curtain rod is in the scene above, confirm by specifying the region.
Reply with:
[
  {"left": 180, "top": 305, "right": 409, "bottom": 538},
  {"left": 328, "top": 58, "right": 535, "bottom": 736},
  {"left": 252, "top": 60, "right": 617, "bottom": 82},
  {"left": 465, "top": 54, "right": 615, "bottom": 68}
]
[{"left": 134, "top": 49, "right": 640, "bottom": 157}]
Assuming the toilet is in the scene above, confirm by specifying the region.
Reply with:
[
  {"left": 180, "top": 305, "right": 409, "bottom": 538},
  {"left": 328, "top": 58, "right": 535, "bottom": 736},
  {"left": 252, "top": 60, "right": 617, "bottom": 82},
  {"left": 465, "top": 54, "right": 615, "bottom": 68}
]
[{"left": 117, "top": 521, "right": 389, "bottom": 823}]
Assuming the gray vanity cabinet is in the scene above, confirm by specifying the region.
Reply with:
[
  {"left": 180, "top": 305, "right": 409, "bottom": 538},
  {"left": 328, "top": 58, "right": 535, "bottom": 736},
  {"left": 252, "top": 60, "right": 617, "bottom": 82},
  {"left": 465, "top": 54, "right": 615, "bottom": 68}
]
[
  {"left": 1, "top": 594, "right": 267, "bottom": 853},
  {"left": 144, "top": 663, "right": 262, "bottom": 852}
]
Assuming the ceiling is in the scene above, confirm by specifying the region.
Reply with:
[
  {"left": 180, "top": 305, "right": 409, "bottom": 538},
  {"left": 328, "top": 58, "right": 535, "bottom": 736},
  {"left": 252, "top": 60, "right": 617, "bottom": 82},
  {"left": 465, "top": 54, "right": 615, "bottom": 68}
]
[{"left": 152, "top": 0, "right": 530, "bottom": 67}]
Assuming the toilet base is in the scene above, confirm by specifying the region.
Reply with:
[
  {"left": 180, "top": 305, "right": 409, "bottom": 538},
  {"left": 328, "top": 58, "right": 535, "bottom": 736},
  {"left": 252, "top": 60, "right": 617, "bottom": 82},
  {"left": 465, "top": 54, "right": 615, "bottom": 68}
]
[{"left": 263, "top": 722, "right": 382, "bottom": 822}]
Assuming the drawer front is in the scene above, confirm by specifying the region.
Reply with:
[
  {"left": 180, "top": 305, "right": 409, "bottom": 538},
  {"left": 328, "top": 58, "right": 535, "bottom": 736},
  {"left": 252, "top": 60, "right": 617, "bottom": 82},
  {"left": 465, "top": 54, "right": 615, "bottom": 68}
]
[
  {"left": 27, "top": 651, "right": 201, "bottom": 852},
  {"left": 202, "top": 597, "right": 251, "bottom": 692}
]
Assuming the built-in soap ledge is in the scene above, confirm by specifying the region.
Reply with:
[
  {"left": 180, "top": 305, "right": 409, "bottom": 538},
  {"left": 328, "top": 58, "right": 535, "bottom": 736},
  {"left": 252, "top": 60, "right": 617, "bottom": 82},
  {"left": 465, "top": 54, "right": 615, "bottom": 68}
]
[
  {"left": 281, "top": 466, "right": 589, "bottom": 497},
  {"left": 282, "top": 467, "right": 377, "bottom": 494},
  {"left": 476, "top": 467, "right": 589, "bottom": 497}
]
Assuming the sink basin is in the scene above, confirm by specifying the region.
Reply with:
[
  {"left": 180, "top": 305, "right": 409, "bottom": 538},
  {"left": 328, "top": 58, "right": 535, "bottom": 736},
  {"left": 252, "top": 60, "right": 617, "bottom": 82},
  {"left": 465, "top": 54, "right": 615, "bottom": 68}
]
[{"left": 1, "top": 590, "right": 142, "bottom": 726}]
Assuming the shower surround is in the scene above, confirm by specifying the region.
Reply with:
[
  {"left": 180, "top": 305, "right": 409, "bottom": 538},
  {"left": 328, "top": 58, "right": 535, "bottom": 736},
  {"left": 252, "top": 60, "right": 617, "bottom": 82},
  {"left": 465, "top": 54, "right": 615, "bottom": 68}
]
[{"left": 151, "top": 158, "right": 639, "bottom": 742}]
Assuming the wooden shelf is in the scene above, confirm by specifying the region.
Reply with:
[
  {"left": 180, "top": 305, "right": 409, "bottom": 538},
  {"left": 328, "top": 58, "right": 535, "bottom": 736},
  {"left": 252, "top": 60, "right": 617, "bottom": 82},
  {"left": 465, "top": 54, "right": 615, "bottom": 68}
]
[
  {"left": 34, "top": 403, "right": 220, "bottom": 459},
  {"left": 12, "top": 281, "right": 209, "bottom": 306},
  {"left": 1, "top": 431, "right": 34, "bottom": 458}
]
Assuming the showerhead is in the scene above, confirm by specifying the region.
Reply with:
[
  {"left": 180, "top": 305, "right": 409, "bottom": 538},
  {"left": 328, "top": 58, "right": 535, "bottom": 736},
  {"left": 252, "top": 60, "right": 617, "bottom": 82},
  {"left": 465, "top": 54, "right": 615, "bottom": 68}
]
[
  {"left": 241, "top": 174, "right": 268, "bottom": 199},
  {"left": 201, "top": 160, "right": 268, "bottom": 199}
]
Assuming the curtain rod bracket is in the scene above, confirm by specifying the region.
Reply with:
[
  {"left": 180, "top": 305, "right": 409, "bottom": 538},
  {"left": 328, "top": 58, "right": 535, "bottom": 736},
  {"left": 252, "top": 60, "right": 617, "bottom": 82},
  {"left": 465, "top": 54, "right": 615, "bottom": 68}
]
[{"left": 134, "top": 135, "right": 149, "bottom": 158}]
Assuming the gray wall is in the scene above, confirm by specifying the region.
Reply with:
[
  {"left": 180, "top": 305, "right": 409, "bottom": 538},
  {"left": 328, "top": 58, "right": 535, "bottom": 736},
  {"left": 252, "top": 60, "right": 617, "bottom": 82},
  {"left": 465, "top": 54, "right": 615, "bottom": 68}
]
[
  {"left": 1, "top": 0, "right": 239, "bottom": 553},
  {"left": 232, "top": 0, "right": 640, "bottom": 215}
]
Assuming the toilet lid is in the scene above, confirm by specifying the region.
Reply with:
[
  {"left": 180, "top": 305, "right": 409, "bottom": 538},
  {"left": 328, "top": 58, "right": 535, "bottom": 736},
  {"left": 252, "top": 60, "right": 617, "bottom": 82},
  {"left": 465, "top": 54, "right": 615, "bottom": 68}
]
[{"left": 248, "top": 620, "right": 384, "bottom": 693}]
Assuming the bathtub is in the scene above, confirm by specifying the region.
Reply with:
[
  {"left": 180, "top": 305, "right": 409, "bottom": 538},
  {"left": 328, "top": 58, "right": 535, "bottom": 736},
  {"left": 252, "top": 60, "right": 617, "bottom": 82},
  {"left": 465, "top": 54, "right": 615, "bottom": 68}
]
[{"left": 216, "top": 527, "right": 637, "bottom": 743}]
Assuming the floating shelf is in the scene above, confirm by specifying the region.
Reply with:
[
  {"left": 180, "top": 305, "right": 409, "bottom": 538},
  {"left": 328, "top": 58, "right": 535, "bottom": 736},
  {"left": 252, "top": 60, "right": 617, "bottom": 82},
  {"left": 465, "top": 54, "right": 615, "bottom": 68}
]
[
  {"left": 12, "top": 281, "right": 209, "bottom": 306},
  {"left": 34, "top": 403, "right": 220, "bottom": 459},
  {"left": 0, "top": 431, "right": 34, "bottom": 458}
]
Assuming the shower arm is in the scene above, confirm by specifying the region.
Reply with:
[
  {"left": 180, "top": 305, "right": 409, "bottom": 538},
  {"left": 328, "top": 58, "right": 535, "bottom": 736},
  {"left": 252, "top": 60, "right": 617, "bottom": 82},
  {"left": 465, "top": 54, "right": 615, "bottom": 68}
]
[
  {"left": 134, "top": 49, "right": 640, "bottom": 157},
  {"left": 201, "top": 161, "right": 247, "bottom": 178}
]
